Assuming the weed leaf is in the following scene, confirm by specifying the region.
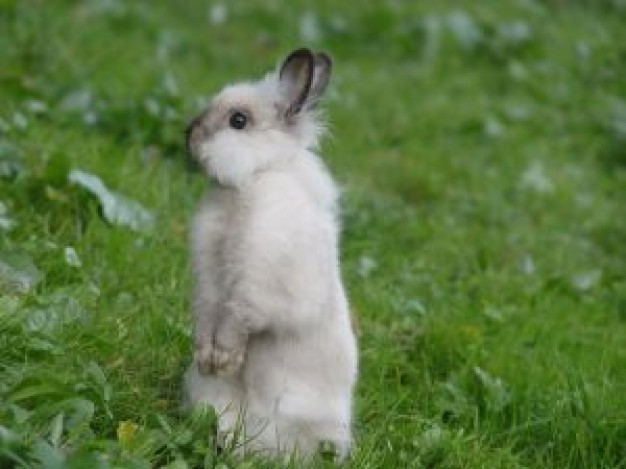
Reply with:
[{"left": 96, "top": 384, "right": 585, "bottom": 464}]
[
  {"left": 68, "top": 169, "right": 154, "bottom": 232},
  {"left": 0, "top": 250, "right": 43, "bottom": 294}
]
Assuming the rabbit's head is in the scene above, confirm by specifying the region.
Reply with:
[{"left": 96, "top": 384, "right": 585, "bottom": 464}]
[{"left": 186, "top": 48, "right": 332, "bottom": 187}]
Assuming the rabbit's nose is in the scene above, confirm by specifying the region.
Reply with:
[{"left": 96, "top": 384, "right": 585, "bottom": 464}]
[{"left": 185, "top": 116, "right": 202, "bottom": 155}]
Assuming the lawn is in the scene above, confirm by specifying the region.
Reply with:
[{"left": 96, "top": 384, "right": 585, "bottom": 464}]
[{"left": 1, "top": 1, "right": 625, "bottom": 468}]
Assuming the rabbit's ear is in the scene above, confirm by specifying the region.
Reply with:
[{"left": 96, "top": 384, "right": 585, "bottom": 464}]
[
  {"left": 279, "top": 48, "right": 314, "bottom": 118},
  {"left": 304, "top": 52, "right": 332, "bottom": 110}
]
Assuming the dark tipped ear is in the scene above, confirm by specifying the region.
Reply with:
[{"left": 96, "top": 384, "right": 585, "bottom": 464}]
[
  {"left": 279, "top": 48, "right": 314, "bottom": 118},
  {"left": 305, "top": 52, "right": 333, "bottom": 110}
]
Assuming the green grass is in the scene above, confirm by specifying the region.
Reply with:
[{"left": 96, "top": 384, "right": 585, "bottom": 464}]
[{"left": 1, "top": 0, "right": 625, "bottom": 468}]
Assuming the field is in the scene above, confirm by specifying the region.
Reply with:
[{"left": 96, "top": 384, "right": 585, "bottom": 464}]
[{"left": 1, "top": 1, "right": 625, "bottom": 468}]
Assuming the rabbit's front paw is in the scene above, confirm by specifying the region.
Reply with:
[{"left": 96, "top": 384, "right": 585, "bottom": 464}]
[
  {"left": 211, "top": 340, "right": 246, "bottom": 376},
  {"left": 195, "top": 336, "right": 246, "bottom": 377},
  {"left": 195, "top": 343, "right": 216, "bottom": 376}
]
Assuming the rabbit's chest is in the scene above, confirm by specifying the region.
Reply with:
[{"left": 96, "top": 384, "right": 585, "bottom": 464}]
[
  {"left": 202, "top": 204, "right": 249, "bottom": 265},
  {"left": 198, "top": 183, "right": 325, "bottom": 279}
]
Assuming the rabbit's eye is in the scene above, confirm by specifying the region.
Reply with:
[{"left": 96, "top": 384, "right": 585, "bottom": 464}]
[{"left": 229, "top": 111, "right": 247, "bottom": 130}]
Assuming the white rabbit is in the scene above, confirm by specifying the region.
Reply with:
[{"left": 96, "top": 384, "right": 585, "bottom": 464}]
[{"left": 183, "top": 48, "right": 358, "bottom": 460}]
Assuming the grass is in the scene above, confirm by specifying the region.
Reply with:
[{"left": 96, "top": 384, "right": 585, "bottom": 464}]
[{"left": 1, "top": 0, "right": 625, "bottom": 468}]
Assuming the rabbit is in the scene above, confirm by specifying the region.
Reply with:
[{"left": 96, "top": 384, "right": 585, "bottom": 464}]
[{"left": 183, "top": 48, "right": 358, "bottom": 460}]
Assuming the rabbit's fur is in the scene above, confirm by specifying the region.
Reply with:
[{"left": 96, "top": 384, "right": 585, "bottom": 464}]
[{"left": 184, "top": 49, "right": 357, "bottom": 459}]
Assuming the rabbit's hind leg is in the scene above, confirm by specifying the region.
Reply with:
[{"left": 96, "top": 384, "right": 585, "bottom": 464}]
[{"left": 183, "top": 364, "right": 245, "bottom": 445}]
